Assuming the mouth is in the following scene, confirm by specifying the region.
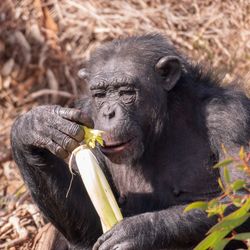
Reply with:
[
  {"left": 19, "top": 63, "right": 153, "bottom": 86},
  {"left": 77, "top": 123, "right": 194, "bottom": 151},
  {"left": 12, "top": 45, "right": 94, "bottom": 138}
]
[{"left": 100, "top": 139, "right": 133, "bottom": 154}]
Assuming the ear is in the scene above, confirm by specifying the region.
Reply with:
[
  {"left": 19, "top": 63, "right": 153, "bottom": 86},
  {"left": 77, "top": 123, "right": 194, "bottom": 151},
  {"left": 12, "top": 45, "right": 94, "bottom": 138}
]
[
  {"left": 78, "top": 68, "right": 89, "bottom": 80},
  {"left": 155, "top": 55, "right": 181, "bottom": 91}
]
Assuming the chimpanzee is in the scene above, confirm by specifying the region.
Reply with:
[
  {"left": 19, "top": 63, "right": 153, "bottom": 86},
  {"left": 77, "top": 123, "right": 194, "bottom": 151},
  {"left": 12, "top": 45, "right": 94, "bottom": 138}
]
[{"left": 11, "top": 33, "right": 250, "bottom": 250}]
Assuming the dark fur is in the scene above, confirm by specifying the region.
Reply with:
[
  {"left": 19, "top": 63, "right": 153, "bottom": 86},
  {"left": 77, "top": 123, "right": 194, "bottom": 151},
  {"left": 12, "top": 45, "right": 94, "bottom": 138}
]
[{"left": 11, "top": 34, "right": 250, "bottom": 249}]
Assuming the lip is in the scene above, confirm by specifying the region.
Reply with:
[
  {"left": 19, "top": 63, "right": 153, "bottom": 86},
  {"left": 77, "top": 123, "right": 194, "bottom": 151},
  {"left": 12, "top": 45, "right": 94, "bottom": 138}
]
[{"left": 100, "top": 139, "right": 133, "bottom": 154}]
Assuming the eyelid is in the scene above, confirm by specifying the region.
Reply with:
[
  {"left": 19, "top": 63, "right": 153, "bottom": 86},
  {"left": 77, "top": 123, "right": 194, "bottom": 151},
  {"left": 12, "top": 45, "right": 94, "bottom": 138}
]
[
  {"left": 119, "top": 89, "right": 136, "bottom": 94},
  {"left": 92, "top": 91, "right": 106, "bottom": 98},
  {"left": 120, "top": 87, "right": 133, "bottom": 90}
]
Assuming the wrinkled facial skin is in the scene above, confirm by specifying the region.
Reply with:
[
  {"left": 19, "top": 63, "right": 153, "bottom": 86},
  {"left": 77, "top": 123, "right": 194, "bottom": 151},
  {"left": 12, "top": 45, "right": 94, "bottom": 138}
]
[{"left": 87, "top": 58, "right": 167, "bottom": 164}]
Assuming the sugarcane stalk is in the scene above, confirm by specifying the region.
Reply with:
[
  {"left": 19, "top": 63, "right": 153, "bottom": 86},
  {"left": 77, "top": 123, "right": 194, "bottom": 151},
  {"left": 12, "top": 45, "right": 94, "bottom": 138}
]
[{"left": 68, "top": 127, "right": 123, "bottom": 232}]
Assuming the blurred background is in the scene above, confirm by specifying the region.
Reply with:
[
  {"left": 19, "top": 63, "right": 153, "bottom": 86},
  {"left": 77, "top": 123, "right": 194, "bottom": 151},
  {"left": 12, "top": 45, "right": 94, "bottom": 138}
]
[{"left": 0, "top": 0, "right": 249, "bottom": 249}]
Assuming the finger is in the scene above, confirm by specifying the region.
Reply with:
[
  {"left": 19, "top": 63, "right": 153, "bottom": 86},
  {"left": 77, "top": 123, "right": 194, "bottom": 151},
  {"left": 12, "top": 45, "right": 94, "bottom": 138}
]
[
  {"left": 54, "top": 106, "right": 94, "bottom": 128},
  {"left": 112, "top": 242, "right": 135, "bottom": 250},
  {"left": 54, "top": 145, "right": 69, "bottom": 159},
  {"left": 50, "top": 116, "right": 84, "bottom": 142},
  {"left": 100, "top": 241, "right": 135, "bottom": 250},
  {"left": 93, "top": 231, "right": 113, "bottom": 250},
  {"left": 49, "top": 128, "right": 79, "bottom": 153},
  {"left": 98, "top": 236, "right": 129, "bottom": 250},
  {"left": 41, "top": 137, "right": 68, "bottom": 159}
]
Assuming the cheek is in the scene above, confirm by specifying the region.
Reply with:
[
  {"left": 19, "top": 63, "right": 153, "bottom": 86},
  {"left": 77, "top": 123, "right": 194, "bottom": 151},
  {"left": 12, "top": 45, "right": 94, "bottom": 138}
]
[{"left": 138, "top": 90, "right": 166, "bottom": 126}]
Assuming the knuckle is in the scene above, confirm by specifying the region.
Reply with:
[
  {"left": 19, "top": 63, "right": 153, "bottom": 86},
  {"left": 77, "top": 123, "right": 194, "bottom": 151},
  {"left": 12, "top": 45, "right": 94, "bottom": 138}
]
[
  {"left": 67, "top": 109, "right": 78, "bottom": 120},
  {"left": 54, "top": 106, "right": 75, "bottom": 120},
  {"left": 68, "top": 123, "right": 81, "bottom": 137},
  {"left": 62, "top": 135, "right": 71, "bottom": 148},
  {"left": 62, "top": 136, "right": 78, "bottom": 152},
  {"left": 52, "top": 105, "right": 61, "bottom": 115}
]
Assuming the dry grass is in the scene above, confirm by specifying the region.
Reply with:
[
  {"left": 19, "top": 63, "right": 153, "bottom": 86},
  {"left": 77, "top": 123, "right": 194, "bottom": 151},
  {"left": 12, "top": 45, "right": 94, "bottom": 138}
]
[{"left": 0, "top": 0, "right": 249, "bottom": 249}]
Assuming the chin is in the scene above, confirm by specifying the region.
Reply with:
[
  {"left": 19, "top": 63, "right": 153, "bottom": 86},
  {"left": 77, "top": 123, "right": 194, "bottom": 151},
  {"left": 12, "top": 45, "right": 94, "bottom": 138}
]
[{"left": 101, "top": 138, "right": 144, "bottom": 165}]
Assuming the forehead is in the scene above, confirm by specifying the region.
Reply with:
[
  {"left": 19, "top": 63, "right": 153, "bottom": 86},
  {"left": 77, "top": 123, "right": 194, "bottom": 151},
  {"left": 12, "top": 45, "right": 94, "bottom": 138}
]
[{"left": 88, "top": 56, "right": 146, "bottom": 88}]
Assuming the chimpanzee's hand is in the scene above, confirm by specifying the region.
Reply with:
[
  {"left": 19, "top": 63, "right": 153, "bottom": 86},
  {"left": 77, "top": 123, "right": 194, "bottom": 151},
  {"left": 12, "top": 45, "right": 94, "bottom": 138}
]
[
  {"left": 14, "top": 105, "right": 93, "bottom": 159},
  {"left": 93, "top": 213, "right": 163, "bottom": 250}
]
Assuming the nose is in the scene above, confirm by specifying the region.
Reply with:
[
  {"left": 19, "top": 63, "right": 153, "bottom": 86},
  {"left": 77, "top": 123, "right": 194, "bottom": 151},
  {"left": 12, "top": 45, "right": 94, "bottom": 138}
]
[{"left": 103, "top": 105, "right": 116, "bottom": 119}]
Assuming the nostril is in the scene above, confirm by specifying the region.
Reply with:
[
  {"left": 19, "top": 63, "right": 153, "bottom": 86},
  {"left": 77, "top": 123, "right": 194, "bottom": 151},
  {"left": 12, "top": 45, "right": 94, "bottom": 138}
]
[
  {"left": 103, "top": 109, "right": 115, "bottom": 119},
  {"left": 108, "top": 110, "right": 115, "bottom": 119}
]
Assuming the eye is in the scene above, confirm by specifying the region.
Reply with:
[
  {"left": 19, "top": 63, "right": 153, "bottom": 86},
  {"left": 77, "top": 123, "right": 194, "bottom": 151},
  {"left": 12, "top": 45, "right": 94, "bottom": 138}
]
[
  {"left": 119, "top": 88, "right": 136, "bottom": 104},
  {"left": 119, "top": 89, "right": 136, "bottom": 96},
  {"left": 92, "top": 92, "right": 106, "bottom": 99}
]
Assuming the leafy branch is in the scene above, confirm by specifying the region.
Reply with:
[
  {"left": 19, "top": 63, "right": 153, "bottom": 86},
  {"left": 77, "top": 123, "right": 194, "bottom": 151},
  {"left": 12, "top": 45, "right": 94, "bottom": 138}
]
[{"left": 185, "top": 147, "right": 250, "bottom": 250}]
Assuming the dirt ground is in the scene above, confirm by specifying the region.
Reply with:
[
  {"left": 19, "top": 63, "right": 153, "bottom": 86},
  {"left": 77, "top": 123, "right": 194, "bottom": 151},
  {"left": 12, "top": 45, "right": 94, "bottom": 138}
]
[{"left": 0, "top": 0, "right": 249, "bottom": 249}]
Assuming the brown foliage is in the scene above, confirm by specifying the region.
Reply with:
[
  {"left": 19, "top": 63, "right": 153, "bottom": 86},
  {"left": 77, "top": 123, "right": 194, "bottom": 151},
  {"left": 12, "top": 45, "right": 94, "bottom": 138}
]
[{"left": 0, "top": 0, "right": 249, "bottom": 249}]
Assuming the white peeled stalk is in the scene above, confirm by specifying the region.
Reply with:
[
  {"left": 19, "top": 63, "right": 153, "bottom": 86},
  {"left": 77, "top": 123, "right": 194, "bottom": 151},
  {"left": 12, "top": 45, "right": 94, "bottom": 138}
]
[
  {"left": 93, "top": 156, "right": 123, "bottom": 222},
  {"left": 71, "top": 145, "right": 123, "bottom": 232}
]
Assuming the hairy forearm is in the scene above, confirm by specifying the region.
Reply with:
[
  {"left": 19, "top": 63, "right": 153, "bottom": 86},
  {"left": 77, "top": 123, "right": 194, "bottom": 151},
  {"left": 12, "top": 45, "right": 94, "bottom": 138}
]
[
  {"left": 11, "top": 126, "right": 102, "bottom": 247},
  {"left": 150, "top": 205, "right": 217, "bottom": 248}
]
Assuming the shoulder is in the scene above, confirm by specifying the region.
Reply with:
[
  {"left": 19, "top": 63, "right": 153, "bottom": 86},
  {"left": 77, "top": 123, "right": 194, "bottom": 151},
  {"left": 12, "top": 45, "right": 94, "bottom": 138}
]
[{"left": 204, "top": 87, "right": 250, "bottom": 149}]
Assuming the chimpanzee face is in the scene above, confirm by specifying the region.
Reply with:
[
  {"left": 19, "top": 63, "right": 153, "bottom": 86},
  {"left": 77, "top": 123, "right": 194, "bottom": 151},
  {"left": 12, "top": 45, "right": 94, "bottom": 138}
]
[
  {"left": 88, "top": 60, "right": 153, "bottom": 164},
  {"left": 79, "top": 37, "right": 182, "bottom": 164}
]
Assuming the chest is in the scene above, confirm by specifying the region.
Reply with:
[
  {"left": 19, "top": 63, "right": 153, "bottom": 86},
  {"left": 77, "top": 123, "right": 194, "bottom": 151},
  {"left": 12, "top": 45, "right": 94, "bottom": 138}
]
[
  {"left": 108, "top": 164, "right": 156, "bottom": 216},
  {"left": 107, "top": 141, "right": 220, "bottom": 216}
]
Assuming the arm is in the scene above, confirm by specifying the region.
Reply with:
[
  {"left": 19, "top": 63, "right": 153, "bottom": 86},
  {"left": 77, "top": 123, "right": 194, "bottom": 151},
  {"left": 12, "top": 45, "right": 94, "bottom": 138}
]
[
  {"left": 93, "top": 205, "right": 217, "bottom": 250},
  {"left": 11, "top": 105, "right": 103, "bottom": 249}
]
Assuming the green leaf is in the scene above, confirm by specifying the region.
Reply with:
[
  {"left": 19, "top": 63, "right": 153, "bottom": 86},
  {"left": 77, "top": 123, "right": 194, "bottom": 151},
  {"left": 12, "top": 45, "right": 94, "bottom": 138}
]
[
  {"left": 213, "top": 159, "right": 233, "bottom": 169},
  {"left": 213, "top": 238, "right": 230, "bottom": 250},
  {"left": 206, "top": 199, "right": 221, "bottom": 217},
  {"left": 233, "top": 232, "right": 250, "bottom": 240},
  {"left": 231, "top": 179, "right": 246, "bottom": 192},
  {"left": 239, "top": 147, "right": 245, "bottom": 160},
  {"left": 232, "top": 197, "right": 244, "bottom": 207},
  {"left": 223, "top": 167, "right": 230, "bottom": 184},
  {"left": 207, "top": 204, "right": 228, "bottom": 218},
  {"left": 224, "top": 198, "right": 250, "bottom": 221},
  {"left": 208, "top": 198, "right": 219, "bottom": 208},
  {"left": 184, "top": 201, "right": 208, "bottom": 212},
  {"left": 218, "top": 178, "right": 225, "bottom": 191},
  {"left": 194, "top": 230, "right": 229, "bottom": 250},
  {"left": 207, "top": 199, "right": 250, "bottom": 234},
  {"left": 221, "top": 144, "right": 228, "bottom": 155},
  {"left": 208, "top": 214, "right": 249, "bottom": 234},
  {"left": 236, "top": 164, "right": 246, "bottom": 171}
]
